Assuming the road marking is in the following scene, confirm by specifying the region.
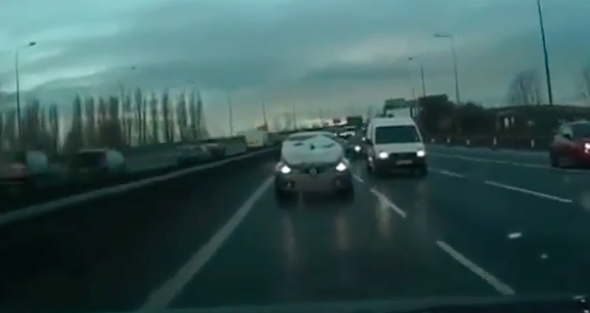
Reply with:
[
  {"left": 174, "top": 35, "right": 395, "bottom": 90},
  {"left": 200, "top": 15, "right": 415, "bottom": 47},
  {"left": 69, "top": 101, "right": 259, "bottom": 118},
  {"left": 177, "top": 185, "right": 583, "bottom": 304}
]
[
  {"left": 436, "top": 240, "right": 516, "bottom": 296},
  {"left": 352, "top": 174, "right": 364, "bottom": 183},
  {"left": 369, "top": 188, "right": 407, "bottom": 218},
  {"left": 431, "top": 152, "right": 590, "bottom": 174},
  {"left": 484, "top": 180, "right": 573, "bottom": 203},
  {"left": 432, "top": 169, "right": 464, "bottom": 178},
  {"left": 140, "top": 176, "right": 274, "bottom": 310}
]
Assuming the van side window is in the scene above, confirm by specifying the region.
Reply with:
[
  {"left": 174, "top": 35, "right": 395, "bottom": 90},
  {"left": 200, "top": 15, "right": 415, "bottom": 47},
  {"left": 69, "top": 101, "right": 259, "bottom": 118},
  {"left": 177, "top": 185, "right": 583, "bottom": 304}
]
[{"left": 374, "top": 125, "right": 421, "bottom": 144}]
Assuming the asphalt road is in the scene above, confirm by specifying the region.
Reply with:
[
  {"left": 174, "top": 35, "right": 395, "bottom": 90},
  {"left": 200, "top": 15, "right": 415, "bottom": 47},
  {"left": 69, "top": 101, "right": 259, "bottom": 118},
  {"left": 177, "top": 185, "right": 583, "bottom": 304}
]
[{"left": 3, "top": 145, "right": 590, "bottom": 312}]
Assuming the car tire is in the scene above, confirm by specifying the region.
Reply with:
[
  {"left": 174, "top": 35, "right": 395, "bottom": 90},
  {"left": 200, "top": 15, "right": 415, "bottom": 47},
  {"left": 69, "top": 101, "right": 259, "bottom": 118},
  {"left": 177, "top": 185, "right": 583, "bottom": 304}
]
[
  {"left": 550, "top": 151, "right": 559, "bottom": 168},
  {"left": 336, "top": 184, "right": 354, "bottom": 201},
  {"left": 274, "top": 186, "right": 294, "bottom": 204},
  {"left": 416, "top": 166, "right": 428, "bottom": 178}
]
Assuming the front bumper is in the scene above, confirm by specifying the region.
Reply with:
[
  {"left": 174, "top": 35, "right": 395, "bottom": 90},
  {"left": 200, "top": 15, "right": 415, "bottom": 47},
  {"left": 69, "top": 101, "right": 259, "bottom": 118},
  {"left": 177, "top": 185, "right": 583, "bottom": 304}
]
[
  {"left": 275, "top": 169, "right": 352, "bottom": 192},
  {"left": 372, "top": 153, "right": 426, "bottom": 170}
]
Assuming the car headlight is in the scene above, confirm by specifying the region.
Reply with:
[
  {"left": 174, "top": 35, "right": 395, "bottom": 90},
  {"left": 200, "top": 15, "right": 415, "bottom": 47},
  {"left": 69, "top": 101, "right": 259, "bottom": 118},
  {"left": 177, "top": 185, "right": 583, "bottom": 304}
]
[
  {"left": 378, "top": 151, "right": 388, "bottom": 159},
  {"left": 416, "top": 149, "right": 425, "bottom": 157},
  {"left": 585, "top": 143, "right": 590, "bottom": 149},
  {"left": 354, "top": 145, "right": 361, "bottom": 152},
  {"left": 335, "top": 162, "right": 348, "bottom": 172},
  {"left": 277, "top": 164, "right": 291, "bottom": 174}
]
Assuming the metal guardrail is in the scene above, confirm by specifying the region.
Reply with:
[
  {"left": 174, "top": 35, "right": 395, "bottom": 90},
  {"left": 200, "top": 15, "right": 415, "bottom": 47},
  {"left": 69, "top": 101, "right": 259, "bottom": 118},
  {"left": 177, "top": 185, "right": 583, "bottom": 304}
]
[
  {"left": 426, "top": 135, "right": 552, "bottom": 151},
  {"left": 0, "top": 135, "right": 280, "bottom": 213}
]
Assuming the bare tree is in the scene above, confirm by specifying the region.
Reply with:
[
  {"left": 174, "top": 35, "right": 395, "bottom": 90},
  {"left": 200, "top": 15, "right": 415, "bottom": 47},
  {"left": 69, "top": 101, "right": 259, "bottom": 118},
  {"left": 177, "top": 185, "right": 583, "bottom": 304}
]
[
  {"left": 187, "top": 90, "right": 198, "bottom": 139},
  {"left": 98, "top": 97, "right": 108, "bottom": 125},
  {"left": 507, "top": 70, "right": 542, "bottom": 105},
  {"left": 121, "top": 88, "right": 133, "bottom": 145},
  {"left": 176, "top": 91, "right": 188, "bottom": 139},
  {"left": 47, "top": 104, "right": 60, "bottom": 153},
  {"left": 63, "top": 94, "right": 85, "bottom": 152},
  {"left": 161, "top": 89, "right": 173, "bottom": 142},
  {"left": 133, "top": 87, "right": 144, "bottom": 145},
  {"left": 84, "top": 96, "right": 97, "bottom": 147},
  {"left": 580, "top": 65, "right": 590, "bottom": 105},
  {"left": 149, "top": 92, "right": 159, "bottom": 143}
]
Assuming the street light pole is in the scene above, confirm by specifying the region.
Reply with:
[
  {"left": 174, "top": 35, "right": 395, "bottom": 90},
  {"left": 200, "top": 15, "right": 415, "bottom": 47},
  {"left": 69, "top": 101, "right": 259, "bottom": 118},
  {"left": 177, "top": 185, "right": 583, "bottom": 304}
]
[
  {"left": 537, "top": 0, "right": 553, "bottom": 105},
  {"left": 291, "top": 103, "right": 297, "bottom": 130},
  {"left": 15, "top": 41, "right": 36, "bottom": 149},
  {"left": 408, "top": 57, "right": 427, "bottom": 98},
  {"left": 261, "top": 101, "right": 268, "bottom": 130},
  {"left": 227, "top": 93, "right": 234, "bottom": 136},
  {"left": 434, "top": 34, "right": 461, "bottom": 104}
]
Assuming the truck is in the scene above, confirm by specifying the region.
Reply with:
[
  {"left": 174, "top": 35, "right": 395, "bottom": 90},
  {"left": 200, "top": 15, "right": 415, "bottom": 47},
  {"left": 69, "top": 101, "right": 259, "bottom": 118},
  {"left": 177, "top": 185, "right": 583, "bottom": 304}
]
[
  {"left": 346, "top": 115, "right": 363, "bottom": 127},
  {"left": 236, "top": 129, "right": 269, "bottom": 148}
]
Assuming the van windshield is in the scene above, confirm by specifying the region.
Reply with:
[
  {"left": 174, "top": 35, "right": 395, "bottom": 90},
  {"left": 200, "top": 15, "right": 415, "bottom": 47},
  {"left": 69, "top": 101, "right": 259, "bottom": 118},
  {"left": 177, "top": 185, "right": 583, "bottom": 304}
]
[{"left": 374, "top": 125, "right": 421, "bottom": 144}]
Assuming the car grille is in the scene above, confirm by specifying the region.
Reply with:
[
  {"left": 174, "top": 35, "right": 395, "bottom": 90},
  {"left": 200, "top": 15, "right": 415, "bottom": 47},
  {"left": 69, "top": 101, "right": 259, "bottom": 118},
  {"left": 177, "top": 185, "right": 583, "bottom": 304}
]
[
  {"left": 388, "top": 152, "right": 416, "bottom": 159},
  {"left": 290, "top": 163, "right": 336, "bottom": 174}
]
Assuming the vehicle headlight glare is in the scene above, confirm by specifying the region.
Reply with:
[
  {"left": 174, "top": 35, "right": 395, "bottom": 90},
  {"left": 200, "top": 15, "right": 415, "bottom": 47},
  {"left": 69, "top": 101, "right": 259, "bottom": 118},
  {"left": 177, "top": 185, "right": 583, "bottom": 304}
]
[
  {"left": 279, "top": 164, "right": 291, "bottom": 174},
  {"left": 585, "top": 143, "right": 590, "bottom": 149},
  {"left": 378, "top": 151, "right": 388, "bottom": 159},
  {"left": 335, "top": 162, "right": 348, "bottom": 172},
  {"left": 354, "top": 145, "right": 361, "bottom": 152},
  {"left": 417, "top": 149, "right": 426, "bottom": 157}
]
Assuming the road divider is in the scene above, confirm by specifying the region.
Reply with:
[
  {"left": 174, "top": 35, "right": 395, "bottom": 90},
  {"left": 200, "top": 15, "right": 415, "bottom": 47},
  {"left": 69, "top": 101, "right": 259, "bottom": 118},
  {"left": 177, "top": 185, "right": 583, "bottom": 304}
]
[{"left": 1, "top": 136, "right": 278, "bottom": 213}]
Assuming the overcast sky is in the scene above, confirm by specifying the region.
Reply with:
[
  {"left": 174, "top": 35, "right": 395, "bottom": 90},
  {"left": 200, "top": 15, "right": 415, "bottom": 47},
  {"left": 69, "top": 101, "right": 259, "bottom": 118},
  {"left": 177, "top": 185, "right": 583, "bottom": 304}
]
[{"left": 1, "top": 0, "right": 590, "bottom": 133}]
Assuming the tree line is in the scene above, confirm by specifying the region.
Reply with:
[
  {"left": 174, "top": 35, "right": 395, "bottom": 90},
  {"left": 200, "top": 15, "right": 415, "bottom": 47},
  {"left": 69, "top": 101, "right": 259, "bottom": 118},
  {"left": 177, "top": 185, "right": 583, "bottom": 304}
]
[{"left": 0, "top": 87, "right": 209, "bottom": 154}]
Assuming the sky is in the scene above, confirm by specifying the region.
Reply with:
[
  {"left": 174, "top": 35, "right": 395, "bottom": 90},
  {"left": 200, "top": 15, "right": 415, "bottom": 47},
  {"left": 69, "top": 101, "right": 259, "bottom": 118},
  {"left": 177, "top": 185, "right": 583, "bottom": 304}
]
[{"left": 1, "top": 0, "right": 590, "bottom": 134}]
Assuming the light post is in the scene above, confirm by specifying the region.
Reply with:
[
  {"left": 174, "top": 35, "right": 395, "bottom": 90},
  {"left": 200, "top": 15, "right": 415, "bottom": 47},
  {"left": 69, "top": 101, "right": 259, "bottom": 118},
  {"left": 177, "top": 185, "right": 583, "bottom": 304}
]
[
  {"left": 15, "top": 41, "right": 36, "bottom": 148},
  {"left": 408, "top": 57, "right": 427, "bottom": 98},
  {"left": 434, "top": 33, "right": 461, "bottom": 104},
  {"left": 536, "top": 0, "right": 553, "bottom": 105}
]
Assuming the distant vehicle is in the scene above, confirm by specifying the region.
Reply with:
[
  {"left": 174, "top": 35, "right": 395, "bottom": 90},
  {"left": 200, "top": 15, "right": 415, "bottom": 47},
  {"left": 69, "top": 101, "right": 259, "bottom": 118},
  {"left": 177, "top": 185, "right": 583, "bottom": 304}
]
[
  {"left": 66, "top": 149, "right": 126, "bottom": 184},
  {"left": 177, "top": 144, "right": 212, "bottom": 166},
  {"left": 549, "top": 121, "right": 590, "bottom": 167},
  {"left": 274, "top": 131, "right": 353, "bottom": 201},
  {"left": 236, "top": 129, "right": 269, "bottom": 148},
  {"left": 365, "top": 117, "right": 427, "bottom": 177},
  {"left": 346, "top": 115, "right": 363, "bottom": 127},
  {"left": 0, "top": 150, "right": 50, "bottom": 194}
]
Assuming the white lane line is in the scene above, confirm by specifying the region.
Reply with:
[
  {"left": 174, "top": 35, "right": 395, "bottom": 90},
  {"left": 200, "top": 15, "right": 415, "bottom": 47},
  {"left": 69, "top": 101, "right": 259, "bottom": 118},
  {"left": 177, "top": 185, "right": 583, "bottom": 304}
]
[
  {"left": 352, "top": 174, "right": 364, "bottom": 183},
  {"left": 431, "top": 169, "right": 464, "bottom": 178},
  {"left": 483, "top": 180, "right": 573, "bottom": 204},
  {"left": 436, "top": 240, "right": 516, "bottom": 296},
  {"left": 141, "top": 176, "right": 274, "bottom": 310},
  {"left": 369, "top": 188, "right": 407, "bottom": 218},
  {"left": 432, "top": 153, "right": 590, "bottom": 174}
]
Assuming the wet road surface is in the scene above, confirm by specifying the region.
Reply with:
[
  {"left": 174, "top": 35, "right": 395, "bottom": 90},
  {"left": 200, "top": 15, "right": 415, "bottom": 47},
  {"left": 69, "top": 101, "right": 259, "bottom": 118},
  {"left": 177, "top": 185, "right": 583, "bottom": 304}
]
[{"left": 3, "top": 145, "right": 590, "bottom": 312}]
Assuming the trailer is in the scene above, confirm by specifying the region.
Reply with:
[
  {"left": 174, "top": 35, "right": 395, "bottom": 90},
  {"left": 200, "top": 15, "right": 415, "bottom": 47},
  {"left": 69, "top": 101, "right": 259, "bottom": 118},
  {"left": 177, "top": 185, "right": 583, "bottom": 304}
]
[{"left": 236, "top": 129, "right": 269, "bottom": 148}]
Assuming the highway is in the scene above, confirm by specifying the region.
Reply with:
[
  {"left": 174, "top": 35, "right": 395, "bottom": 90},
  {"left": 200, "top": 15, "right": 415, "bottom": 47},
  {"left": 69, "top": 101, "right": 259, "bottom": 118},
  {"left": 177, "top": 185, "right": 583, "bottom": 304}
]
[{"left": 2, "top": 145, "right": 590, "bottom": 312}]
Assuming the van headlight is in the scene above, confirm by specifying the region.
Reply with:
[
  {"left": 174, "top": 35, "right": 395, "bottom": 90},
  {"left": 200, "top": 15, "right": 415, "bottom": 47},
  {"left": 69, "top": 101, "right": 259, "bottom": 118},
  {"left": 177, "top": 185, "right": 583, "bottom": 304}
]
[
  {"left": 335, "top": 162, "right": 348, "bottom": 172},
  {"left": 354, "top": 145, "right": 361, "bottom": 152},
  {"left": 416, "top": 149, "right": 425, "bottom": 157},
  {"left": 276, "top": 163, "right": 291, "bottom": 174},
  {"left": 378, "top": 151, "right": 388, "bottom": 159}
]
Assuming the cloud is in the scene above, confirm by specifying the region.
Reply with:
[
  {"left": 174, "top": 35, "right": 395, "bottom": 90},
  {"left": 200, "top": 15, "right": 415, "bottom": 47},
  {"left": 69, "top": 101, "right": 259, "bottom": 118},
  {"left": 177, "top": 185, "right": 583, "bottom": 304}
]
[{"left": 1, "top": 0, "right": 590, "bottom": 132}]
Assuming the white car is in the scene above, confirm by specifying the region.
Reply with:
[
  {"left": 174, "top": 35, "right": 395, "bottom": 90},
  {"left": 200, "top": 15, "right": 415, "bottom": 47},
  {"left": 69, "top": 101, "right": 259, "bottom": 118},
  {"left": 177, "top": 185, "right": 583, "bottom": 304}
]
[{"left": 274, "top": 131, "right": 354, "bottom": 200}]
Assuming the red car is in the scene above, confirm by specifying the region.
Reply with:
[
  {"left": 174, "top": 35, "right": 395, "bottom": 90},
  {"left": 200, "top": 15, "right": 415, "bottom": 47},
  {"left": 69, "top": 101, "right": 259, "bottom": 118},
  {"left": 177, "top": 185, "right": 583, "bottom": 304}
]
[{"left": 549, "top": 121, "right": 590, "bottom": 168}]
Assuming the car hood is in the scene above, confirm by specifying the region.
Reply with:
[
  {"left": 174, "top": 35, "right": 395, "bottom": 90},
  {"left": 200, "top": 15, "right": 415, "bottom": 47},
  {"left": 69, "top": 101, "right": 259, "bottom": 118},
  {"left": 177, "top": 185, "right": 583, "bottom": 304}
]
[{"left": 104, "top": 294, "right": 586, "bottom": 313}]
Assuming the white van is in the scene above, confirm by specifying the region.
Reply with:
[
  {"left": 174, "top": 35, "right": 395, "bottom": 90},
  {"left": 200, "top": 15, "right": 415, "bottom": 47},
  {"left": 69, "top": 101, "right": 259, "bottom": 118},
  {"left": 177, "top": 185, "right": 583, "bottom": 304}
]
[{"left": 365, "top": 117, "right": 427, "bottom": 177}]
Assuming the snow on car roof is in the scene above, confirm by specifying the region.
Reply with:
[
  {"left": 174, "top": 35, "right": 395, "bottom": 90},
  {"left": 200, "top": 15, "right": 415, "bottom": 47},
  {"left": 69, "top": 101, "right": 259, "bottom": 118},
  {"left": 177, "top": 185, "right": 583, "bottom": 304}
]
[{"left": 281, "top": 132, "right": 343, "bottom": 164}]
